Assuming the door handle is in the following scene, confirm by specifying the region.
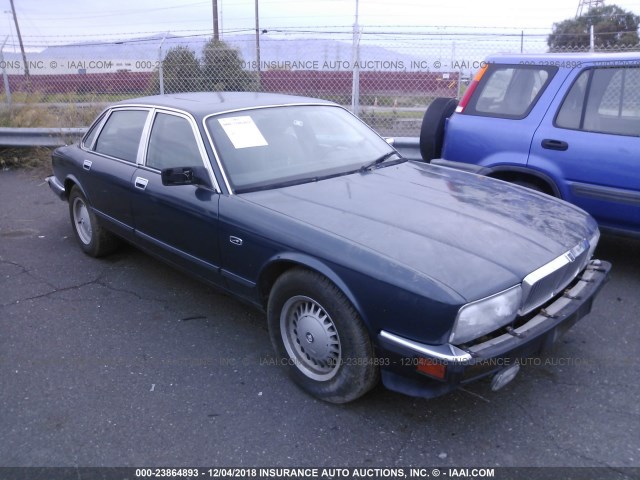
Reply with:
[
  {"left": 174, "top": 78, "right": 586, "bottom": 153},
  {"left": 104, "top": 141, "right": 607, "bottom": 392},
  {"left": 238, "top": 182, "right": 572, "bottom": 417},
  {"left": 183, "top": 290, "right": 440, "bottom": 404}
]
[
  {"left": 83, "top": 159, "right": 92, "bottom": 170},
  {"left": 134, "top": 177, "right": 148, "bottom": 190},
  {"left": 541, "top": 139, "right": 569, "bottom": 151}
]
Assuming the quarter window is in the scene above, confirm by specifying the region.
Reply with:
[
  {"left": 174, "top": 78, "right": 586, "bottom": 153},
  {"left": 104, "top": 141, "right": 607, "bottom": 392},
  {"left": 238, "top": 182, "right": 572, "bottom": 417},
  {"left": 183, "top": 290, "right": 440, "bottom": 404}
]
[
  {"left": 556, "top": 67, "right": 640, "bottom": 136},
  {"left": 468, "top": 65, "right": 556, "bottom": 118},
  {"left": 82, "top": 111, "right": 106, "bottom": 149},
  {"left": 94, "top": 110, "right": 149, "bottom": 162},
  {"left": 146, "top": 113, "right": 203, "bottom": 170}
]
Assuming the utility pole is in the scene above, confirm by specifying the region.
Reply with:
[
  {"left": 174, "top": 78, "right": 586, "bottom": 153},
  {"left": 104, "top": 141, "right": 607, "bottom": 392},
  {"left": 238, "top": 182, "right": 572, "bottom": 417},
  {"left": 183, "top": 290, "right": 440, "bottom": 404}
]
[
  {"left": 255, "top": 0, "right": 261, "bottom": 90},
  {"left": 576, "top": 0, "right": 604, "bottom": 50},
  {"left": 9, "top": 0, "right": 29, "bottom": 83},
  {"left": 158, "top": 33, "right": 167, "bottom": 95},
  {"left": 212, "top": 0, "right": 219, "bottom": 41},
  {"left": 351, "top": 0, "right": 360, "bottom": 115},
  {"left": 1, "top": 36, "right": 12, "bottom": 105}
]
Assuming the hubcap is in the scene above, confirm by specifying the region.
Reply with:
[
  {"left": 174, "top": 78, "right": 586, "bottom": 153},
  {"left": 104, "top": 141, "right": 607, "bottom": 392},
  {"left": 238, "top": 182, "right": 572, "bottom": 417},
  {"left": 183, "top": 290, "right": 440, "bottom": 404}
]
[
  {"left": 72, "top": 197, "right": 92, "bottom": 245},
  {"left": 280, "top": 295, "right": 341, "bottom": 381}
]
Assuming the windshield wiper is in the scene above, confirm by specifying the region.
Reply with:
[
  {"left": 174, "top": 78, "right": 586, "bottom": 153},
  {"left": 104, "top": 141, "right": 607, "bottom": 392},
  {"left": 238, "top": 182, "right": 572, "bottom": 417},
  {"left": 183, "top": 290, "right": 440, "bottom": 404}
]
[{"left": 359, "top": 151, "right": 401, "bottom": 173}]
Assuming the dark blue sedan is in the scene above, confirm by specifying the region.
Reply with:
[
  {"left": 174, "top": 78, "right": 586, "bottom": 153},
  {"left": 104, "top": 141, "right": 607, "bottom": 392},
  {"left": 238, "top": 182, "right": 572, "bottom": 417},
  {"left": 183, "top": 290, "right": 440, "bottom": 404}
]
[{"left": 47, "top": 92, "right": 610, "bottom": 403}]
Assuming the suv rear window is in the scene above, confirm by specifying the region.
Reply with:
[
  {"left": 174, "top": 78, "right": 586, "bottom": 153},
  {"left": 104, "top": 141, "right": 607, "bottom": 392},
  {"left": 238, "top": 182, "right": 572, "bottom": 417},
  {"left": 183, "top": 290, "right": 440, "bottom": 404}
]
[{"left": 466, "top": 65, "right": 557, "bottom": 119}]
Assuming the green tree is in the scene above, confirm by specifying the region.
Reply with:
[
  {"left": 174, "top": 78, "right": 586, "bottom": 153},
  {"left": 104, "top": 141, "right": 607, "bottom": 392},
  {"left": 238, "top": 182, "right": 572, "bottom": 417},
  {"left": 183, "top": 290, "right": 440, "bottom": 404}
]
[
  {"left": 201, "top": 39, "right": 256, "bottom": 92},
  {"left": 149, "top": 45, "right": 201, "bottom": 94},
  {"left": 548, "top": 5, "right": 640, "bottom": 50}
]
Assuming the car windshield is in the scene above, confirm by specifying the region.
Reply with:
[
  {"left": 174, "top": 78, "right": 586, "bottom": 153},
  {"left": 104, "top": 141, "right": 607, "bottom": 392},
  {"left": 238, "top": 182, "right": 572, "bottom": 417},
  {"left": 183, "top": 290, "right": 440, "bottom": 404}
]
[{"left": 205, "top": 104, "right": 399, "bottom": 193}]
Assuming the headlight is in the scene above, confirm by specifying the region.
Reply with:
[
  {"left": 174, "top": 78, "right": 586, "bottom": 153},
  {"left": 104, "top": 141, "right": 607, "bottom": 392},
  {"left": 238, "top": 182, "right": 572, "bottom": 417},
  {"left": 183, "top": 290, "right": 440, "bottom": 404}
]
[{"left": 450, "top": 285, "right": 522, "bottom": 345}]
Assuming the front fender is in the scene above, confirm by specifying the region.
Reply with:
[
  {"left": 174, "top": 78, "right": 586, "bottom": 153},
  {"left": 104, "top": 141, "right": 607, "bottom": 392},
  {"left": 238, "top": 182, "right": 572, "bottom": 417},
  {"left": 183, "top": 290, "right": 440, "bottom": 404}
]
[
  {"left": 258, "top": 251, "right": 464, "bottom": 346},
  {"left": 258, "top": 252, "right": 365, "bottom": 321}
]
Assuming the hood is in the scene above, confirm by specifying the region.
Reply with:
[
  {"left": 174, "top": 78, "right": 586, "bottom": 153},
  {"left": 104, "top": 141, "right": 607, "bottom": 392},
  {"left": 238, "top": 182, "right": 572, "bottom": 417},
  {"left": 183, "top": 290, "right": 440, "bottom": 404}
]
[{"left": 242, "top": 161, "right": 597, "bottom": 301}]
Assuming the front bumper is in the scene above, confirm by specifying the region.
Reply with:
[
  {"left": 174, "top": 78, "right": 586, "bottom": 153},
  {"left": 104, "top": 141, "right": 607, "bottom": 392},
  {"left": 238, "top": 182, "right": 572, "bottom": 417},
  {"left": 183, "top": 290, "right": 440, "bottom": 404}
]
[{"left": 378, "top": 259, "right": 611, "bottom": 399}]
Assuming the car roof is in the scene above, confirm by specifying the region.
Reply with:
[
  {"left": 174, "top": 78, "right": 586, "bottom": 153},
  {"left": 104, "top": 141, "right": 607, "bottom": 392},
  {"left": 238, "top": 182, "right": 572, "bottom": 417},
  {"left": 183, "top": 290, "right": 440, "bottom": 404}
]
[
  {"left": 485, "top": 51, "right": 639, "bottom": 64},
  {"left": 113, "top": 91, "right": 337, "bottom": 118}
]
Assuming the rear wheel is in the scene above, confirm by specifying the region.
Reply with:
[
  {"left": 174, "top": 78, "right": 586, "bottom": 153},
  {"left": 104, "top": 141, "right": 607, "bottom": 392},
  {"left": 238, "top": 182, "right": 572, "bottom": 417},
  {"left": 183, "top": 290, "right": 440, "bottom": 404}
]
[
  {"left": 420, "top": 97, "right": 458, "bottom": 162},
  {"left": 68, "top": 186, "right": 120, "bottom": 257},
  {"left": 267, "top": 268, "right": 379, "bottom": 403}
]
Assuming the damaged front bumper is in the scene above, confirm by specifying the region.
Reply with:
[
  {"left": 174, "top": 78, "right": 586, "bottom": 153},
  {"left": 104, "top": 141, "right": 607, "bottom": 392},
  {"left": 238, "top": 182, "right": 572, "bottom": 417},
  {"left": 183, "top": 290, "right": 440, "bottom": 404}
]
[{"left": 378, "top": 259, "right": 612, "bottom": 399}]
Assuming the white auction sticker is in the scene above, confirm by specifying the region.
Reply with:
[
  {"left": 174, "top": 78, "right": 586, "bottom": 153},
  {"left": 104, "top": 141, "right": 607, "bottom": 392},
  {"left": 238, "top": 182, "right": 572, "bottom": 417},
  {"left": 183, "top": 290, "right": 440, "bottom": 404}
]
[{"left": 218, "top": 116, "right": 268, "bottom": 149}]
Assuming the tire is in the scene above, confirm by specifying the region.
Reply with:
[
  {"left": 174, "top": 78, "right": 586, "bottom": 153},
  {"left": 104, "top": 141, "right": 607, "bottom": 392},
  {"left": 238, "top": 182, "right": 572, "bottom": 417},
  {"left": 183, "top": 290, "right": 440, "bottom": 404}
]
[
  {"left": 267, "top": 268, "right": 379, "bottom": 404},
  {"left": 68, "top": 186, "right": 120, "bottom": 257},
  {"left": 419, "top": 97, "right": 458, "bottom": 162}
]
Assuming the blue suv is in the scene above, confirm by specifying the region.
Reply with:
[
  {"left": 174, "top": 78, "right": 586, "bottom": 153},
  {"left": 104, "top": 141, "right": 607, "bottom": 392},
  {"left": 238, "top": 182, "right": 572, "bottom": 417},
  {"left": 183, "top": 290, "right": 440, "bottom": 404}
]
[{"left": 424, "top": 52, "right": 640, "bottom": 238}]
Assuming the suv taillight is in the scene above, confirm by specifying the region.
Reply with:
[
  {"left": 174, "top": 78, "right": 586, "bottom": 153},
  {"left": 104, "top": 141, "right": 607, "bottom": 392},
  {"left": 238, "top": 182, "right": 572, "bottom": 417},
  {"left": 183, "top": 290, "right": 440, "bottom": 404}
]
[{"left": 456, "top": 64, "right": 488, "bottom": 114}]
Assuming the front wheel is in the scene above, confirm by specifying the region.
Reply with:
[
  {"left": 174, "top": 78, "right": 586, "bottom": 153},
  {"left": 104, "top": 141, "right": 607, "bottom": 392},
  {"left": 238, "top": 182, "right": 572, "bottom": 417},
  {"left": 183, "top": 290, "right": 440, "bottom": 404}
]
[
  {"left": 68, "top": 186, "right": 120, "bottom": 257},
  {"left": 267, "top": 268, "right": 379, "bottom": 403}
]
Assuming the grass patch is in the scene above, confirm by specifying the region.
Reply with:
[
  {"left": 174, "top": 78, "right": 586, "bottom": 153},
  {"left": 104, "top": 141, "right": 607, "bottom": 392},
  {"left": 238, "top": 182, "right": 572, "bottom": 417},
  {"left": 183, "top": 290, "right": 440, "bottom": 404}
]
[
  {"left": 0, "top": 98, "right": 91, "bottom": 173},
  {"left": 0, "top": 92, "right": 130, "bottom": 104},
  {"left": 0, "top": 147, "right": 54, "bottom": 175},
  {"left": 0, "top": 102, "right": 102, "bottom": 128}
]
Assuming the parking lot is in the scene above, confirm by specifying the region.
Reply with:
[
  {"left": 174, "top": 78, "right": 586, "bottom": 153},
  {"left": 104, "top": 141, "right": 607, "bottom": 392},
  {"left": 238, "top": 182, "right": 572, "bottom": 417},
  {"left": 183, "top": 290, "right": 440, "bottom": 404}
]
[{"left": 1, "top": 169, "right": 639, "bottom": 470}]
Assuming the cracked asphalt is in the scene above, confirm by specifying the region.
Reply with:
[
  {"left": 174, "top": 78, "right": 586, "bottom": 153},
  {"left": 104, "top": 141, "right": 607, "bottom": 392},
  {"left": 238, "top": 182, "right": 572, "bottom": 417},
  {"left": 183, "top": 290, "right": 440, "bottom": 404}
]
[{"left": 1, "top": 169, "right": 639, "bottom": 472}]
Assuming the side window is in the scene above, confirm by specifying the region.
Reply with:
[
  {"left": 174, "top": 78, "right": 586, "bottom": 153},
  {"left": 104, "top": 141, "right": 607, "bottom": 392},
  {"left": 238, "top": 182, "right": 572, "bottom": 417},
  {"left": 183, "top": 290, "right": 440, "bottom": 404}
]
[
  {"left": 557, "top": 67, "right": 640, "bottom": 136},
  {"left": 94, "top": 110, "right": 149, "bottom": 162},
  {"left": 146, "top": 113, "right": 203, "bottom": 170},
  {"left": 469, "top": 65, "right": 556, "bottom": 118}
]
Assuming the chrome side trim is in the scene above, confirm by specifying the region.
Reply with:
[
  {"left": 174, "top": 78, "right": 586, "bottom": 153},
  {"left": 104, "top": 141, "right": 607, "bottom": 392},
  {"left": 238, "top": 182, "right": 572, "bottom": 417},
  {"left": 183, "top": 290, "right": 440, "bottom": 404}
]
[
  {"left": 136, "top": 108, "right": 155, "bottom": 165},
  {"left": 202, "top": 124, "right": 233, "bottom": 195},
  {"left": 379, "top": 331, "right": 473, "bottom": 363},
  {"left": 81, "top": 104, "right": 221, "bottom": 193}
]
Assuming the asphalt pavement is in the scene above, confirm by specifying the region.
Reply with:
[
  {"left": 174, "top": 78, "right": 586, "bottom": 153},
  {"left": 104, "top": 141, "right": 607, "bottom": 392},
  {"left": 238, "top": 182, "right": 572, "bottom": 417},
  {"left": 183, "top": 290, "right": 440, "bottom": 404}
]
[{"left": 1, "top": 169, "right": 639, "bottom": 472}]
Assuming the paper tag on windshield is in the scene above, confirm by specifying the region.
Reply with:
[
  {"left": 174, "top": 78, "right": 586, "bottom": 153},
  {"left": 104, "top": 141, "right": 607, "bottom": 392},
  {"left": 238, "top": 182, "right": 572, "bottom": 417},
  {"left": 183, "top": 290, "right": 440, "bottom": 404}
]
[{"left": 218, "top": 116, "right": 268, "bottom": 149}]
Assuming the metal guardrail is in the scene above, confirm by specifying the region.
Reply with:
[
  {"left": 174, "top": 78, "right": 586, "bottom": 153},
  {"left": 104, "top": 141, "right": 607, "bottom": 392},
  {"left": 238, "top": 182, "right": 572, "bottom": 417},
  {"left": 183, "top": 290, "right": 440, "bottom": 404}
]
[
  {"left": 0, "top": 128, "right": 424, "bottom": 156},
  {"left": 388, "top": 136, "right": 421, "bottom": 160},
  {"left": 0, "top": 128, "right": 424, "bottom": 164},
  {"left": 0, "top": 127, "right": 87, "bottom": 147}
]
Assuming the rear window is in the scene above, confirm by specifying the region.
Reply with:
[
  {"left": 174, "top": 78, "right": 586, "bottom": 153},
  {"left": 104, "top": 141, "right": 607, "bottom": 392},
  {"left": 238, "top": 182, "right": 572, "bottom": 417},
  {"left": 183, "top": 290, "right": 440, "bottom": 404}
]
[{"left": 466, "top": 64, "right": 557, "bottom": 119}]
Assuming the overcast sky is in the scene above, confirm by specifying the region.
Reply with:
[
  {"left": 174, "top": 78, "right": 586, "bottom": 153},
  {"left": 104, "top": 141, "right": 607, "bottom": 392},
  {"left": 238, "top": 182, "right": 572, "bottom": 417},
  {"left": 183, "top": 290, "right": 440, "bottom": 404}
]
[{"left": 2, "top": 0, "right": 640, "bottom": 51}]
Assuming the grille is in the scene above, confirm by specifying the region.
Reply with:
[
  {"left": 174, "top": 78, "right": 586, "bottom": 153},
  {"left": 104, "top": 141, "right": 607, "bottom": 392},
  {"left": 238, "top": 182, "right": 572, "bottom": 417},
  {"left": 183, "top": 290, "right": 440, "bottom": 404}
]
[{"left": 520, "top": 239, "right": 590, "bottom": 315}]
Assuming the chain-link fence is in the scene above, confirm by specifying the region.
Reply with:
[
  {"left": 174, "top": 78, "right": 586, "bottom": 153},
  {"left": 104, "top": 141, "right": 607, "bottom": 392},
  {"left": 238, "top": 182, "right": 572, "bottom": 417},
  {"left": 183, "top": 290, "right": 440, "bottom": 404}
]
[{"left": 1, "top": 30, "right": 639, "bottom": 135}]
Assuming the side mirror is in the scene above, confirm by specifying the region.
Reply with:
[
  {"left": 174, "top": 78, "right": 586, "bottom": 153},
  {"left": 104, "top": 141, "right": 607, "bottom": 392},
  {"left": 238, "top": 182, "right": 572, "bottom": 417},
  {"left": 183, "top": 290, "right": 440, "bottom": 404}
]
[{"left": 161, "top": 166, "right": 212, "bottom": 189}]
